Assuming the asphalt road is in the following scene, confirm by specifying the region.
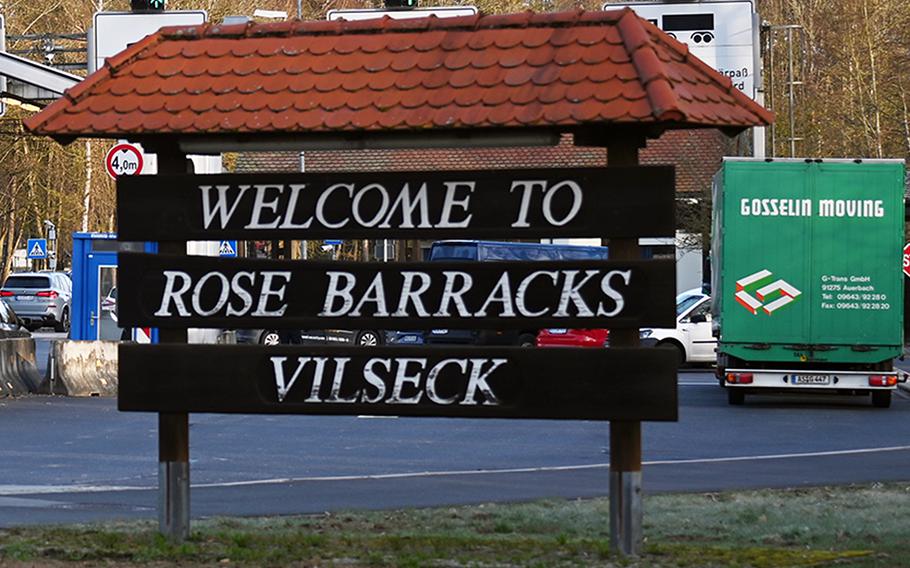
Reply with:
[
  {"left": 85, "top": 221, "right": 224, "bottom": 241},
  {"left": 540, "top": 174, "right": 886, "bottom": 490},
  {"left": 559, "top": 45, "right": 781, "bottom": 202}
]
[{"left": 1, "top": 358, "right": 909, "bottom": 527}]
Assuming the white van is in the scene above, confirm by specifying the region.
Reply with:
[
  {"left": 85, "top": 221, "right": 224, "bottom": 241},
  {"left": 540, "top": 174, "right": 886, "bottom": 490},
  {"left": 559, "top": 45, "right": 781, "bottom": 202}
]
[{"left": 640, "top": 290, "right": 715, "bottom": 366}]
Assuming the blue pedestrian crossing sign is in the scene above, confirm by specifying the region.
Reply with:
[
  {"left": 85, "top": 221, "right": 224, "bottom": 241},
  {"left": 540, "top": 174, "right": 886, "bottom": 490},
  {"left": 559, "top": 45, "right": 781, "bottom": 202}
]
[
  {"left": 27, "top": 238, "right": 47, "bottom": 259},
  {"left": 218, "top": 240, "right": 238, "bottom": 257}
]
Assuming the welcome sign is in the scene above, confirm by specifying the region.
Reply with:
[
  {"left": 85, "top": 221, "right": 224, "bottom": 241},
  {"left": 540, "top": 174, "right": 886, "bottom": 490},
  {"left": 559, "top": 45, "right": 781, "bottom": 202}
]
[
  {"left": 118, "top": 254, "right": 676, "bottom": 330},
  {"left": 117, "top": 165, "right": 679, "bottom": 422},
  {"left": 116, "top": 167, "right": 675, "bottom": 241},
  {"left": 120, "top": 344, "right": 678, "bottom": 420}
]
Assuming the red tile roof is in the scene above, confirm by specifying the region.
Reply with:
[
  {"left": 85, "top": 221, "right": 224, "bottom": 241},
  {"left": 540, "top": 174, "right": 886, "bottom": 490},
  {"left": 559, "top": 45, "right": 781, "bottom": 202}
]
[{"left": 25, "top": 9, "right": 772, "bottom": 140}]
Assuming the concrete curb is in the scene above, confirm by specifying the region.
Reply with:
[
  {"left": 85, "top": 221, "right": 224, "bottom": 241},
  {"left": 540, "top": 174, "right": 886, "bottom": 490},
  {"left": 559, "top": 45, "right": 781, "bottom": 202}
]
[{"left": 40, "top": 340, "right": 118, "bottom": 396}]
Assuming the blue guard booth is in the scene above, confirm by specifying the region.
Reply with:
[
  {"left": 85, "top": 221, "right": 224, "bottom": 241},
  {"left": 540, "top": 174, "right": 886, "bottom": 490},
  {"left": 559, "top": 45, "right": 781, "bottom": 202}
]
[{"left": 71, "top": 232, "right": 157, "bottom": 341}]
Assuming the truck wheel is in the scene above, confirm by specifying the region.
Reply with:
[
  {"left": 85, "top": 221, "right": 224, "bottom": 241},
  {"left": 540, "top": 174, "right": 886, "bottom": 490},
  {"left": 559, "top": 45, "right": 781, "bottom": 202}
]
[
  {"left": 517, "top": 333, "right": 536, "bottom": 348},
  {"left": 871, "top": 390, "right": 891, "bottom": 408},
  {"left": 727, "top": 388, "right": 745, "bottom": 406}
]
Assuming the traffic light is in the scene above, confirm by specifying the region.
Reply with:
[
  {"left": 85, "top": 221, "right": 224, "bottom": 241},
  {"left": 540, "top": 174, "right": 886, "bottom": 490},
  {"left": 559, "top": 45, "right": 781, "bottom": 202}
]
[
  {"left": 384, "top": 0, "right": 418, "bottom": 9},
  {"left": 131, "top": 0, "right": 165, "bottom": 12}
]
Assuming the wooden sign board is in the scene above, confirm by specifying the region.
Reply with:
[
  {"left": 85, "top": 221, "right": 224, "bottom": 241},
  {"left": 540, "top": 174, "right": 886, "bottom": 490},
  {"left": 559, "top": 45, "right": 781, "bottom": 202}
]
[
  {"left": 119, "top": 344, "right": 678, "bottom": 421},
  {"left": 117, "top": 254, "right": 676, "bottom": 329},
  {"left": 116, "top": 167, "right": 675, "bottom": 241}
]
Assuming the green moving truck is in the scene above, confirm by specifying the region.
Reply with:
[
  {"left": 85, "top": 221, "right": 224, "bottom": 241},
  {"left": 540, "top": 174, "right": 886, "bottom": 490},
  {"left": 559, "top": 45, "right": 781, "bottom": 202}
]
[{"left": 712, "top": 158, "right": 905, "bottom": 407}]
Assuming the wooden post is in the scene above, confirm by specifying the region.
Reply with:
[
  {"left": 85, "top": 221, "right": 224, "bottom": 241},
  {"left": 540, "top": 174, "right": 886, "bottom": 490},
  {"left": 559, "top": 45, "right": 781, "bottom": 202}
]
[
  {"left": 156, "top": 148, "right": 190, "bottom": 542},
  {"left": 606, "top": 141, "right": 644, "bottom": 556}
]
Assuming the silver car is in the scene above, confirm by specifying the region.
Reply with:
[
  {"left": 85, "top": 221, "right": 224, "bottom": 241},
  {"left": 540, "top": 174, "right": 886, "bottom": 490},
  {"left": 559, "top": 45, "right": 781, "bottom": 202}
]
[{"left": 1, "top": 272, "right": 72, "bottom": 332}]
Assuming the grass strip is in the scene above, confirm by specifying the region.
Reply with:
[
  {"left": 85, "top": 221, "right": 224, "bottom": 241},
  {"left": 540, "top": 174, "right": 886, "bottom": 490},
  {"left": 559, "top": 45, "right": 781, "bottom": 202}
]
[{"left": 0, "top": 483, "right": 905, "bottom": 567}]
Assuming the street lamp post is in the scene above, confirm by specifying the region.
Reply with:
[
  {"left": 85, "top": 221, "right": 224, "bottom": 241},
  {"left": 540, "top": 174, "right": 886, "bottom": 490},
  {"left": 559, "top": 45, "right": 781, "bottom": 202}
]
[{"left": 44, "top": 220, "right": 57, "bottom": 271}]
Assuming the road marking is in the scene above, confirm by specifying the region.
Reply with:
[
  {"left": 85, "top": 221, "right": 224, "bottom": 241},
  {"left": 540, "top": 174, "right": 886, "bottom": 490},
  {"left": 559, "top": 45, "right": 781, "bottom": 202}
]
[{"left": 3, "top": 445, "right": 910, "bottom": 496}]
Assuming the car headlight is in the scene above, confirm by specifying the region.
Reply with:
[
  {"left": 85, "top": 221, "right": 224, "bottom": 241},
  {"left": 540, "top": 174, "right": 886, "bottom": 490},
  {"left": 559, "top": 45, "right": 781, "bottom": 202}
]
[{"left": 639, "top": 329, "right": 653, "bottom": 339}]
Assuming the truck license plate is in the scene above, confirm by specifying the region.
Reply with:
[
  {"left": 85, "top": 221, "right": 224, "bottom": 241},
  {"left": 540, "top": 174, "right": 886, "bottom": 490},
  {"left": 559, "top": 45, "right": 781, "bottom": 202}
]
[{"left": 792, "top": 374, "right": 831, "bottom": 385}]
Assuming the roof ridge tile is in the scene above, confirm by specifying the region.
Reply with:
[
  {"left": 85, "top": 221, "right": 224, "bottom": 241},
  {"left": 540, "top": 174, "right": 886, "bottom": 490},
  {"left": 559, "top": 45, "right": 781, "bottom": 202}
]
[{"left": 618, "top": 9, "right": 684, "bottom": 122}]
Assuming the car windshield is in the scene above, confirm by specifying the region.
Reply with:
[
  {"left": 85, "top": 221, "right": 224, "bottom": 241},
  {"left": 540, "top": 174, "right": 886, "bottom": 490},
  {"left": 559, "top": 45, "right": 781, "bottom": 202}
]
[
  {"left": 676, "top": 295, "right": 703, "bottom": 316},
  {"left": 3, "top": 276, "right": 51, "bottom": 289}
]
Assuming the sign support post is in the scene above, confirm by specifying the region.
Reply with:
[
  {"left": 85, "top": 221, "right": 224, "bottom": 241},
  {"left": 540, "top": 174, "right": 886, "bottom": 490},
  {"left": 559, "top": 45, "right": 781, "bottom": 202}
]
[
  {"left": 156, "top": 147, "right": 190, "bottom": 542},
  {"left": 607, "top": 141, "right": 644, "bottom": 556}
]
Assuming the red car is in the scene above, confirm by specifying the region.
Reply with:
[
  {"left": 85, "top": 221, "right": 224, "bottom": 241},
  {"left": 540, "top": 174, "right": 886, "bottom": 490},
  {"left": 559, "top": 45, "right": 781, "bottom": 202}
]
[{"left": 536, "top": 328, "right": 609, "bottom": 348}]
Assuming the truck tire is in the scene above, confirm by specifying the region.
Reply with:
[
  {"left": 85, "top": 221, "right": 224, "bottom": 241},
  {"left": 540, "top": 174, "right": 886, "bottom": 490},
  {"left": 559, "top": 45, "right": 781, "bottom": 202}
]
[
  {"left": 871, "top": 390, "right": 891, "bottom": 408},
  {"left": 727, "top": 388, "right": 745, "bottom": 406},
  {"left": 517, "top": 333, "right": 536, "bottom": 347}
]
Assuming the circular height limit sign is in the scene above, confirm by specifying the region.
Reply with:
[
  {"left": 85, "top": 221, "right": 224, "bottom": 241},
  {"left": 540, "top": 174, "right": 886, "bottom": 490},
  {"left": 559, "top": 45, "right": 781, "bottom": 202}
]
[{"left": 105, "top": 143, "right": 143, "bottom": 179}]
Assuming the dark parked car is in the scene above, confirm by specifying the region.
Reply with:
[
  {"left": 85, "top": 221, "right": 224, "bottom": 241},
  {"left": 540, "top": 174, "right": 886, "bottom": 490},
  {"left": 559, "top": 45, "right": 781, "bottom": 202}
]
[
  {"left": 236, "top": 328, "right": 385, "bottom": 346},
  {"left": 0, "top": 272, "right": 72, "bottom": 331},
  {"left": 0, "top": 298, "right": 29, "bottom": 338}
]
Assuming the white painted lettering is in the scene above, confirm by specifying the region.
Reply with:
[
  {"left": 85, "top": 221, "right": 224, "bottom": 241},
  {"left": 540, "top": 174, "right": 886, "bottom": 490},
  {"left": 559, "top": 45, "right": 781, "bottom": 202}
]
[
  {"left": 191, "top": 271, "right": 230, "bottom": 316},
  {"left": 379, "top": 183, "right": 432, "bottom": 229},
  {"left": 350, "top": 273, "right": 389, "bottom": 317},
  {"left": 436, "top": 182, "right": 475, "bottom": 228},
  {"left": 277, "top": 184, "right": 313, "bottom": 229},
  {"left": 393, "top": 271, "right": 432, "bottom": 317},
  {"left": 226, "top": 272, "right": 255, "bottom": 317},
  {"left": 461, "top": 358, "right": 505, "bottom": 405},
  {"left": 542, "top": 180, "right": 582, "bottom": 226},
  {"left": 515, "top": 270, "right": 558, "bottom": 317},
  {"left": 509, "top": 180, "right": 547, "bottom": 228},
  {"left": 200, "top": 184, "right": 249, "bottom": 229},
  {"left": 245, "top": 184, "right": 285, "bottom": 229},
  {"left": 154, "top": 271, "right": 193, "bottom": 317},
  {"left": 352, "top": 183, "right": 389, "bottom": 228},
  {"left": 476, "top": 273, "right": 516, "bottom": 317},
  {"left": 433, "top": 271, "right": 473, "bottom": 317},
  {"left": 598, "top": 269, "right": 631, "bottom": 317},
  {"left": 425, "top": 358, "right": 466, "bottom": 405},
  {"left": 362, "top": 358, "right": 390, "bottom": 403},
  {"left": 252, "top": 271, "right": 291, "bottom": 317},
  {"left": 316, "top": 183, "right": 353, "bottom": 229},
  {"left": 387, "top": 358, "right": 426, "bottom": 404},
  {"left": 554, "top": 269, "right": 599, "bottom": 317},
  {"left": 320, "top": 272, "right": 356, "bottom": 316},
  {"left": 326, "top": 358, "right": 357, "bottom": 403}
]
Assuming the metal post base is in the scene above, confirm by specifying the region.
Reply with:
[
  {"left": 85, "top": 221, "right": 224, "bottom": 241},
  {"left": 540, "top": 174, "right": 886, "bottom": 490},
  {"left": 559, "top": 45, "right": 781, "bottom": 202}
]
[
  {"left": 159, "top": 461, "right": 190, "bottom": 541},
  {"left": 609, "top": 470, "right": 642, "bottom": 556}
]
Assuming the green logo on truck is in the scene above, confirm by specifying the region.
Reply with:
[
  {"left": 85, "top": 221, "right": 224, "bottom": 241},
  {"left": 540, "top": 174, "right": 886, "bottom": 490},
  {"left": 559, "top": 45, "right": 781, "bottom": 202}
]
[{"left": 735, "top": 269, "right": 802, "bottom": 315}]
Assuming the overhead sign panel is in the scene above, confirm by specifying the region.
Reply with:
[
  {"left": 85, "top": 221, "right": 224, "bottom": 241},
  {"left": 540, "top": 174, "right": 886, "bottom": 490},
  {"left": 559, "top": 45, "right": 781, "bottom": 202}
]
[
  {"left": 91, "top": 10, "right": 207, "bottom": 73},
  {"left": 327, "top": 6, "right": 478, "bottom": 21},
  {"left": 116, "top": 167, "right": 675, "bottom": 241},
  {"left": 117, "top": 254, "right": 676, "bottom": 329},
  {"left": 607, "top": 1, "right": 756, "bottom": 98},
  {"left": 119, "top": 344, "right": 678, "bottom": 421}
]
